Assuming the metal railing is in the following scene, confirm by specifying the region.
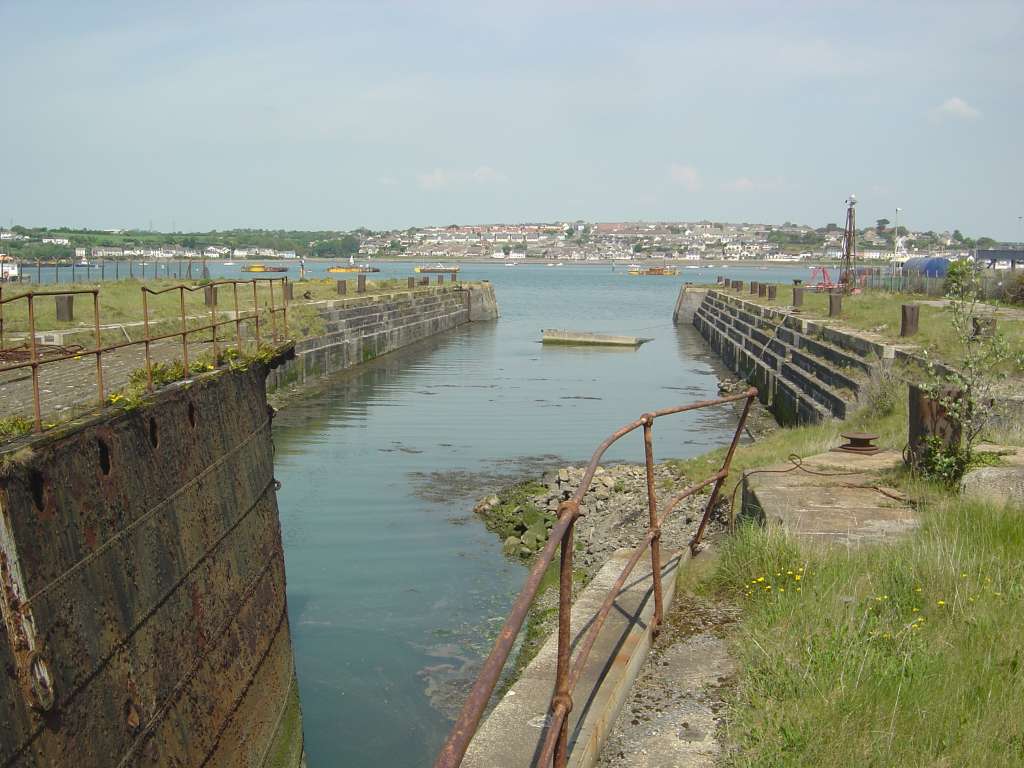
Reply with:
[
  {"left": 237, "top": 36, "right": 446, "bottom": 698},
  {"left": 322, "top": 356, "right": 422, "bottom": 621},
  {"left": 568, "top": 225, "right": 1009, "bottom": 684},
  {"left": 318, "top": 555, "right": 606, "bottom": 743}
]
[
  {"left": 435, "top": 387, "right": 757, "bottom": 768},
  {"left": 0, "top": 278, "right": 289, "bottom": 433}
]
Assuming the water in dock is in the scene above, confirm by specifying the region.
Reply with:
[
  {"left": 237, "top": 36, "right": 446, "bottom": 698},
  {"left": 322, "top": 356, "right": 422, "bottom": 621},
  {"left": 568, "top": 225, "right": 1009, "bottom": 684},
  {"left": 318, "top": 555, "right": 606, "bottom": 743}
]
[{"left": 270, "top": 262, "right": 805, "bottom": 766}]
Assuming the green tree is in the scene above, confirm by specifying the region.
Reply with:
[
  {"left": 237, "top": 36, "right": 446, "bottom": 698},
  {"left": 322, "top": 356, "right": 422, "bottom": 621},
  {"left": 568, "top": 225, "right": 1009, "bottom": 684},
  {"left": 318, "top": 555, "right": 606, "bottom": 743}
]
[{"left": 875, "top": 218, "right": 890, "bottom": 232}]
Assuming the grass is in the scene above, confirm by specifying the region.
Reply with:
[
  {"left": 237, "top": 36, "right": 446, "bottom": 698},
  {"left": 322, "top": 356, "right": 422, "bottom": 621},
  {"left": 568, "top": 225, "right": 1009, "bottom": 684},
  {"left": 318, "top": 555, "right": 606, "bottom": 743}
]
[
  {"left": 709, "top": 493, "right": 1024, "bottom": 767},
  {"left": 664, "top": 357, "right": 1024, "bottom": 765},
  {"left": 738, "top": 284, "right": 1024, "bottom": 370}
]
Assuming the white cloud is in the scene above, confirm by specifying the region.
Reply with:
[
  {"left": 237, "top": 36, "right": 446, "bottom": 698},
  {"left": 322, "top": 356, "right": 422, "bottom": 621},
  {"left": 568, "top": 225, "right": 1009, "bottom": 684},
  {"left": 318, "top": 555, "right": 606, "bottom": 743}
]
[
  {"left": 417, "top": 166, "right": 508, "bottom": 190},
  {"left": 667, "top": 163, "right": 700, "bottom": 192},
  {"left": 723, "top": 177, "right": 756, "bottom": 192},
  {"left": 937, "top": 96, "right": 981, "bottom": 120},
  {"left": 721, "top": 176, "right": 786, "bottom": 193}
]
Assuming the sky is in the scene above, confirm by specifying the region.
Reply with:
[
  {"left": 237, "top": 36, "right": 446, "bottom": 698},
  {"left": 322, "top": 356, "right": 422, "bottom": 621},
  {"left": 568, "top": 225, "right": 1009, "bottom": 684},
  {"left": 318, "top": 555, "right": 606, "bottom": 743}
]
[{"left": 1, "top": 1, "right": 1022, "bottom": 238}]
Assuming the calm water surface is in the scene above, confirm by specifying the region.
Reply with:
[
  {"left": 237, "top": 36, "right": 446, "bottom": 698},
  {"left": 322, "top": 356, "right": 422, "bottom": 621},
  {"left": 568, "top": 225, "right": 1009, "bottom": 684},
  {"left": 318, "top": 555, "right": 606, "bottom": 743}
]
[{"left": 270, "top": 262, "right": 804, "bottom": 766}]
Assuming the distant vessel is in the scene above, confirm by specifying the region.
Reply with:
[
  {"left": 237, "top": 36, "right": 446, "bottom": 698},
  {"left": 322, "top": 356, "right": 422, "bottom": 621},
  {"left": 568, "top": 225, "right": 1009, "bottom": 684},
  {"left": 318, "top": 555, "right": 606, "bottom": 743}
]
[
  {"left": 242, "top": 264, "right": 289, "bottom": 273},
  {"left": 223, "top": 261, "right": 236, "bottom": 266},
  {"left": 628, "top": 266, "right": 679, "bottom": 276},
  {"left": 327, "top": 265, "right": 379, "bottom": 273},
  {"left": 504, "top": 262, "right": 517, "bottom": 267},
  {"left": 414, "top": 264, "right": 460, "bottom": 274}
]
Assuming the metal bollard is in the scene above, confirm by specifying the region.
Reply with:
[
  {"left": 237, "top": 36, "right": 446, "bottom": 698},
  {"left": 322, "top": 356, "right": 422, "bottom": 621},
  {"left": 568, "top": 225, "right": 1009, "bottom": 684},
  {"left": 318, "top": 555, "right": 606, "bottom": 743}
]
[
  {"left": 829, "top": 291, "right": 842, "bottom": 317},
  {"left": 900, "top": 304, "right": 919, "bottom": 336},
  {"left": 55, "top": 295, "right": 74, "bottom": 322}
]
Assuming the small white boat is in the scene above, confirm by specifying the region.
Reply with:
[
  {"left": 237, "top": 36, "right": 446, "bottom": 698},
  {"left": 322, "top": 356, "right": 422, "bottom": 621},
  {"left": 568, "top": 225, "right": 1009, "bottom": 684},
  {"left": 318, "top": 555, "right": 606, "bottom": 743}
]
[
  {"left": 223, "top": 261, "right": 236, "bottom": 266},
  {"left": 505, "top": 262, "right": 517, "bottom": 267}
]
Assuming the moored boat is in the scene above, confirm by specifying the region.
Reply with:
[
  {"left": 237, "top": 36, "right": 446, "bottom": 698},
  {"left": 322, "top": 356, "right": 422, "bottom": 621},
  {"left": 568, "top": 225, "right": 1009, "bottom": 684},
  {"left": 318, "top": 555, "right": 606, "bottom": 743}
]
[
  {"left": 627, "top": 266, "right": 679, "bottom": 276},
  {"left": 242, "top": 264, "right": 289, "bottom": 273},
  {"left": 414, "top": 264, "right": 459, "bottom": 274},
  {"left": 327, "top": 265, "right": 380, "bottom": 273}
]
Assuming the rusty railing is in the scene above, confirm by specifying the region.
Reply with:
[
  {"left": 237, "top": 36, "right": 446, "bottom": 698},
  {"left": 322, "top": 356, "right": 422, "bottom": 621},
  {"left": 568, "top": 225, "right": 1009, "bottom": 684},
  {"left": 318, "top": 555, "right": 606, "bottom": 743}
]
[
  {"left": 0, "top": 278, "right": 290, "bottom": 433},
  {"left": 435, "top": 387, "right": 757, "bottom": 768}
]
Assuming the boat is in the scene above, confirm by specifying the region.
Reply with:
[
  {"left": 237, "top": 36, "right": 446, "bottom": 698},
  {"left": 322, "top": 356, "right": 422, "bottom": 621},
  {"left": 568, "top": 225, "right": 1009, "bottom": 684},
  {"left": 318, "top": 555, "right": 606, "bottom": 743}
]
[
  {"left": 327, "top": 265, "right": 380, "bottom": 274},
  {"left": 505, "top": 262, "right": 517, "bottom": 267},
  {"left": 223, "top": 261, "right": 236, "bottom": 266},
  {"left": 414, "top": 264, "right": 460, "bottom": 274},
  {"left": 242, "top": 264, "right": 289, "bottom": 273},
  {"left": 627, "top": 266, "right": 679, "bottom": 276}
]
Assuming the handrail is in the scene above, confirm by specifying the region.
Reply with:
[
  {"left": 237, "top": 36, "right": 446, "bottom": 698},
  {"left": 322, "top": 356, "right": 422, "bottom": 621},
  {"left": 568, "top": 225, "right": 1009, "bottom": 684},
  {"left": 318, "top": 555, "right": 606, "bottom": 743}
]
[
  {"left": 434, "top": 387, "right": 757, "bottom": 768},
  {"left": 0, "top": 278, "right": 290, "bottom": 433}
]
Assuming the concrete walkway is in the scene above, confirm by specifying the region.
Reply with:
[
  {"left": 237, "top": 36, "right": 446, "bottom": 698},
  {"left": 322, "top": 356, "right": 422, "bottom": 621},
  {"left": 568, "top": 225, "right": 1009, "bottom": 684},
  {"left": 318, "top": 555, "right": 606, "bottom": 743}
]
[
  {"left": 0, "top": 338, "right": 217, "bottom": 423},
  {"left": 741, "top": 450, "right": 916, "bottom": 547}
]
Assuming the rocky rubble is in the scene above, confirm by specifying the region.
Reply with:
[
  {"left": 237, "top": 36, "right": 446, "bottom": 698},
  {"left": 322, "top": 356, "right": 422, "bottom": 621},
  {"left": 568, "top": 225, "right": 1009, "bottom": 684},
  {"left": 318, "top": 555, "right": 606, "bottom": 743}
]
[{"left": 474, "top": 462, "right": 724, "bottom": 581}]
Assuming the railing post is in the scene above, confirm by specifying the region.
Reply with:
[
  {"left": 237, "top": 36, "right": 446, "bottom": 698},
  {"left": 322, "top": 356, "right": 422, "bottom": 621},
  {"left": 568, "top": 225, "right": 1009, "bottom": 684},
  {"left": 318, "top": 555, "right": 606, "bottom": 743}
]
[
  {"left": 209, "top": 281, "right": 219, "bottom": 364},
  {"left": 251, "top": 281, "right": 261, "bottom": 347},
  {"left": 552, "top": 500, "right": 576, "bottom": 768},
  {"left": 28, "top": 294, "right": 42, "bottom": 432},
  {"left": 642, "top": 415, "right": 663, "bottom": 634},
  {"left": 93, "top": 290, "right": 104, "bottom": 403},
  {"left": 142, "top": 289, "right": 153, "bottom": 391},
  {"left": 268, "top": 280, "right": 278, "bottom": 342},
  {"left": 233, "top": 282, "right": 242, "bottom": 353},
  {"left": 179, "top": 287, "right": 190, "bottom": 373},
  {"left": 281, "top": 278, "right": 289, "bottom": 338},
  {"left": 690, "top": 389, "right": 756, "bottom": 551}
]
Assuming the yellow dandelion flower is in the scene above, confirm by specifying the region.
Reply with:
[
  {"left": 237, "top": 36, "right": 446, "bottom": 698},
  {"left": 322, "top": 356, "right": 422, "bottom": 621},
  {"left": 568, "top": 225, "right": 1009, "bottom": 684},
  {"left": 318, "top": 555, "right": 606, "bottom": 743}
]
[
  {"left": 937, "top": 600, "right": 946, "bottom": 607},
  {"left": 796, "top": 587, "right": 801, "bottom": 592},
  {"left": 794, "top": 574, "right": 801, "bottom": 581},
  {"left": 756, "top": 577, "right": 765, "bottom": 583},
  {"left": 779, "top": 587, "right": 785, "bottom": 592}
]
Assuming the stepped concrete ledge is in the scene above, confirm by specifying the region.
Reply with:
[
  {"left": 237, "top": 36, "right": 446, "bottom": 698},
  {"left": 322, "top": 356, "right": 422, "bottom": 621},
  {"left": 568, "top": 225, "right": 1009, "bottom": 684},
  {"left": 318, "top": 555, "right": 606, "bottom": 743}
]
[
  {"left": 463, "top": 548, "right": 685, "bottom": 768},
  {"left": 741, "top": 449, "right": 917, "bottom": 547}
]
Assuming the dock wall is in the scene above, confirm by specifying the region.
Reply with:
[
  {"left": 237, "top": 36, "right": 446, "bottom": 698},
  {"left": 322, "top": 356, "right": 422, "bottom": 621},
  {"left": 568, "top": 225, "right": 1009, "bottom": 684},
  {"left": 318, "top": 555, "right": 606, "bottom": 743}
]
[
  {"left": 266, "top": 282, "right": 499, "bottom": 392},
  {"left": 679, "top": 287, "right": 889, "bottom": 425},
  {"left": 0, "top": 358, "right": 304, "bottom": 767}
]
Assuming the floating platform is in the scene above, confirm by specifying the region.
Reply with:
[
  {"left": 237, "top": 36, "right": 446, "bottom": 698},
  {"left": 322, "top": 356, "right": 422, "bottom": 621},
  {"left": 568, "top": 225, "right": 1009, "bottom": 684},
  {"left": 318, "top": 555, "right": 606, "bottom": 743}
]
[
  {"left": 542, "top": 329, "right": 652, "bottom": 347},
  {"left": 628, "top": 266, "right": 678, "bottom": 276},
  {"left": 414, "top": 264, "right": 460, "bottom": 273}
]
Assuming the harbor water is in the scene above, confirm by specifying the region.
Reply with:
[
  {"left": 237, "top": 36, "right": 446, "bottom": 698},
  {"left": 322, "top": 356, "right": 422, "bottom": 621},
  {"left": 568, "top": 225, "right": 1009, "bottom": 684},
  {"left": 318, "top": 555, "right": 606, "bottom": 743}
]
[{"left": 267, "top": 262, "right": 803, "bottom": 766}]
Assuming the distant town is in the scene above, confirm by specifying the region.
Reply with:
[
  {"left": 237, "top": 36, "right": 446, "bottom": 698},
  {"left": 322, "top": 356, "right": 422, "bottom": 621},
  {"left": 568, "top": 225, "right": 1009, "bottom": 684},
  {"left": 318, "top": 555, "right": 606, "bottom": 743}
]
[{"left": 0, "top": 219, "right": 1019, "bottom": 268}]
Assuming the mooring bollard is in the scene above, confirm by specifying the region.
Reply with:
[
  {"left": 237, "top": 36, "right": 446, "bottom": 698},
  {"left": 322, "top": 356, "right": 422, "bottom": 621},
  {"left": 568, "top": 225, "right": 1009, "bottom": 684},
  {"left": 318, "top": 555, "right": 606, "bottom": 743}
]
[
  {"left": 437, "top": 274, "right": 445, "bottom": 285},
  {"left": 829, "top": 291, "right": 842, "bottom": 317},
  {"left": 793, "top": 286, "right": 804, "bottom": 307},
  {"left": 735, "top": 281, "right": 744, "bottom": 292},
  {"left": 758, "top": 283, "right": 767, "bottom": 298},
  {"left": 768, "top": 285, "right": 777, "bottom": 300},
  {"left": 407, "top": 277, "right": 415, "bottom": 289},
  {"left": 55, "top": 295, "right": 74, "bottom": 322},
  {"left": 420, "top": 276, "right": 429, "bottom": 286},
  {"left": 337, "top": 279, "right": 348, "bottom": 295},
  {"left": 204, "top": 285, "right": 218, "bottom": 307},
  {"left": 900, "top": 304, "right": 919, "bottom": 337},
  {"left": 750, "top": 281, "right": 759, "bottom": 295},
  {"left": 357, "top": 274, "right": 367, "bottom": 293}
]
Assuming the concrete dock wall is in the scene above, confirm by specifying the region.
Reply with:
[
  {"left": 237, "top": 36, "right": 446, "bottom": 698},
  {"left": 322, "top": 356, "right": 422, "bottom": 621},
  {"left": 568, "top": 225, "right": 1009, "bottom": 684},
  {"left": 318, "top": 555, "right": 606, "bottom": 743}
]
[
  {"left": 267, "top": 282, "right": 499, "bottom": 392},
  {"left": 0, "top": 360, "right": 304, "bottom": 767},
  {"left": 680, "top": 288, "right": 886, "bottom": 425}
]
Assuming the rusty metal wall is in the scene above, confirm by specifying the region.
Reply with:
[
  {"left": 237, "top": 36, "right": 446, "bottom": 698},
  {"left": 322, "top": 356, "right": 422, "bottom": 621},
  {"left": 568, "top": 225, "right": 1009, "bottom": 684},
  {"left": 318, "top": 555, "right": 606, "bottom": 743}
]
[{"left": 0, "top": 361, "right": 302, "bottom": 767}]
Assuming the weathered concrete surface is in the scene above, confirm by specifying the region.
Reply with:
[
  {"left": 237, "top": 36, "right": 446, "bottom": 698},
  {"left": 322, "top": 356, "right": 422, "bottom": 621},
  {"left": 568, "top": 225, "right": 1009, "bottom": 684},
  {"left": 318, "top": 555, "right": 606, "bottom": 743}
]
[
  {"left": 742, "top": 449, "right": 917, "bottom": 547},
  {"left": 266, "top": 283, "right": 497, "bottom": 392},
  {"left": 671, "top": 285, "right": 708, "bottom": 326},
  {"left": 463, "top": 549, "right": 683, "bottom": 768},
  {"left": 597, "top": 552, "right": 736, "bottom": 768},
  {"left": 0, "top": 359, "right": 304, "bottom": 767},
  {"left": 962, "top": 444, "right": 1024, "bottom": 507},
  {"left": 542, "top": 330, "right": 650, "bottom": 347}
]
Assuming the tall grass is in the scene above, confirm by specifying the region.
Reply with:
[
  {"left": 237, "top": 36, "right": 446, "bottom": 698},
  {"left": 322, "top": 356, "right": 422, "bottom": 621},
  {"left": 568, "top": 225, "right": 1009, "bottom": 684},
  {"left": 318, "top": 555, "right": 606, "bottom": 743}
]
[{"left": 709, "top": 494, "right": 1024, "bottom": 767}]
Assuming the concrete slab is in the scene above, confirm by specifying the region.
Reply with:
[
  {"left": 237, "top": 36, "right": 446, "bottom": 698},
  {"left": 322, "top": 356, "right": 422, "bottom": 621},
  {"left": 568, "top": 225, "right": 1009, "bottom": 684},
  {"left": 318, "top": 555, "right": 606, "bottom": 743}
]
[
  {"left": 741, "top": 449, "right": 917, "bottom": 547},
  {"left": 462, "top": 548, "right": 684, "bottom": 768}
]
